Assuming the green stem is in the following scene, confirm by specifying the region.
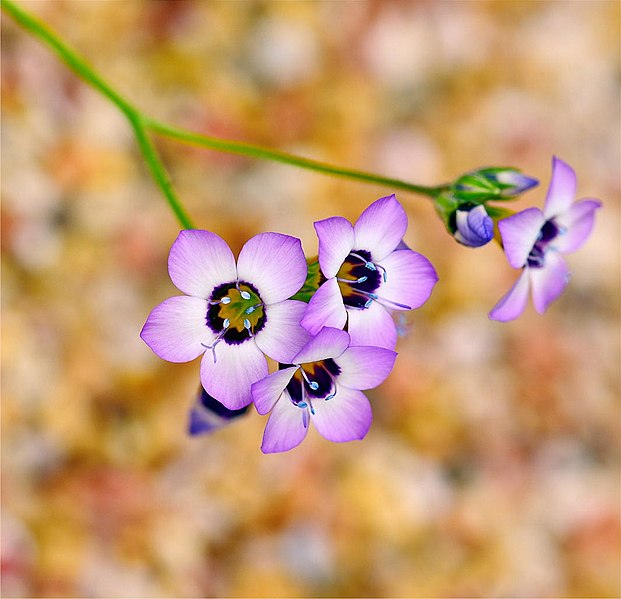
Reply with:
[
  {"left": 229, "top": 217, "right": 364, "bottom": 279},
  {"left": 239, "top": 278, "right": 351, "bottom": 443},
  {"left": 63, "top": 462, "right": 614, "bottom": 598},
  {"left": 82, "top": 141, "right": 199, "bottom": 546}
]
[
  {"left": 1, "top": 0, "right": 195, "bottom": 229},
  {"left": 144, "top": 118, "right": 444, "bottom": 197},
  {"left": 128, "top": 114, "right": 194, "bottom": 229},
  {"left": 2, "top": 0, "right": 448, "bottom": 229}
]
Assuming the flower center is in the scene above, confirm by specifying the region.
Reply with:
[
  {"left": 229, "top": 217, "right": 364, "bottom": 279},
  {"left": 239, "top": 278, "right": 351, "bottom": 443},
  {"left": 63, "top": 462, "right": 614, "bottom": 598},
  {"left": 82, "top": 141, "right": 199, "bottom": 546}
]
[
  {"left": 336, "top": 250, "right": 384, "bottom": 309},
  {"left": 204, "top": 282, "right": 266, "bottom": 360},
  {"left": 335, "top": 250, "right": 411, "bottom": 311},
  {"left": 527, "top": 219, "right": 563, "bottom": 268},
  {"left": 280, "top": 359, "right": 341, "bottom": 426}
]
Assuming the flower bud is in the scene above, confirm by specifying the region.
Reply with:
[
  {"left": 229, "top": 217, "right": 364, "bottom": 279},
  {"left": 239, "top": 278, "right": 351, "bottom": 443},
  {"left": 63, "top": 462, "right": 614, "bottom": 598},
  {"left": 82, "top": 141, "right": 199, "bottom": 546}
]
[
  {"left": 188, "top": 387, "right": 248, "bottom": 435},
  {"left": 453, "top": 204, "right": 494, "bottom": 248},
  {"left": 453, "top": 167, "right": 538, "bottom": 201}
]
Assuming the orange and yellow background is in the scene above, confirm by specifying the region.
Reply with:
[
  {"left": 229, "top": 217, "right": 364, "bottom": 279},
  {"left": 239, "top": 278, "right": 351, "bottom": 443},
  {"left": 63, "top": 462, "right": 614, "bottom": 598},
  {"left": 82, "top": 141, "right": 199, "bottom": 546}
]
[{"left": 2, "top": 1, "right": 619, "bottom": 597}]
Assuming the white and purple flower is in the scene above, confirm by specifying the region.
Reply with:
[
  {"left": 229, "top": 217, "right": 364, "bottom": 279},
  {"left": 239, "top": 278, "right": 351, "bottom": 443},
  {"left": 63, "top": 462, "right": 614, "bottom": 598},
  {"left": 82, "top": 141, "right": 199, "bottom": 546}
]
[
  {"left": 489, "top": 157, "right": 602, "bottom": 321},
  {"left": 301, "top": 195, "right": 438, "bottom": 350},
  {"left": 252, "top": 327, "right": 397, "bottom": 453},
  {"left": 141, "top": 229, "right": 311, "bottom": 409}
]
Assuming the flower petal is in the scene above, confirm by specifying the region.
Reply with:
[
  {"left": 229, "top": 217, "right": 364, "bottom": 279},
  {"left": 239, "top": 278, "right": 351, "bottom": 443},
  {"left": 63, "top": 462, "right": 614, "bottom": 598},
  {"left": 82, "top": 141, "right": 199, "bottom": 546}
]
[
  {"left": 315, "top": 217, "right": 355, "bottom": 279},
  {"left": 544, "top": 156, "right": 577, "bottom": 219},
  {"left": 378, "top": 249, "right": 438, "bottom": 311},
  {"left": 335, "top": 346, "right": 397, "bottom": 390},
  {"left": 488, "top": 269, "right": 530, "bottom": 322},
  {"left": 236, "top": 232, "right": 307, "bottom": 304},
  {"left": 353, "top": 195, "right": 408, "bottom": 261},
  {"left": 530, "top": 251, "right": 570, "bottom": 314},
  {"left": 346, "top": 301, "right": 398, "bottom": 350},
  {"left": 168, "top": 230, "right": 237, "bottom": 298},
  {"left": 312, "top": 386, "right": 372, "bottom": 443},
  {"left": 252, "top": 367, "right": 297, "bottom": 415},
  {"left": 499, "top": 207, "right": 546, "bottom": 269},
  {"left": 261, "top": 395, "right": 309, "bottom": 453},
  {"left": 292, "top": 327, "right": 350, "bottom": 365},
  {"left": 188, "top": 387, "right": 249, "bottom": 435},
  {"left": 254, "top": 300, "right": 312, "bottom": 363},
  {"left": 300, "top": 278, "right": 347, "bottom": 335},
  {"left": 552, "top": 199, "right": 602, "bottom": 254},
  {"left": 140, "top": 296, "right": 214, "bottom": 363},
  {"left": 200, "top": 339, "right": 268, "bottom": 410}
]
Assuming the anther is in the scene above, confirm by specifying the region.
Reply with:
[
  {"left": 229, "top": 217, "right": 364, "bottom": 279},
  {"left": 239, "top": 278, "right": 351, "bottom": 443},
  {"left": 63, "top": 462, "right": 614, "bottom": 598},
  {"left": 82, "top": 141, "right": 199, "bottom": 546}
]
[
  {"left": 235, "top": 281, "right": 252, "bottom": 300},
  {"left": 222, "top": 318, "right": 230, "bottom": 328},
  {"left": 375, "top": 263, "right": 388, "bottom": 282},
  {"left": 209, "top": 297, "right": 231, "bottom": 305},
  {"left": 325, "top": 392, "right": 336, "bottom": 401},
  {"left": 298, "top": 367, "right": 319, "bottom": 390},
  {"left": 365, "top": 262, "right": 377, "bottom": 271},
  {"left": 364, "top": 298, "right": 374, "bottom": 308},
  {"left": 245, "top": 302, "right": 263, "bottom": 314},
  {"left": 244, "top": 318, "right": 254, "bottom": 337}
]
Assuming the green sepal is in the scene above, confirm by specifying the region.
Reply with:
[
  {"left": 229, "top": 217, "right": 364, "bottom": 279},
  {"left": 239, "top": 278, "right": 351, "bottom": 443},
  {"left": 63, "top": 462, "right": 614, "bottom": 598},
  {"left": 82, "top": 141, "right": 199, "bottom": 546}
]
[{"left": 290, "top": 256, "right": 324, "bottom": 303}]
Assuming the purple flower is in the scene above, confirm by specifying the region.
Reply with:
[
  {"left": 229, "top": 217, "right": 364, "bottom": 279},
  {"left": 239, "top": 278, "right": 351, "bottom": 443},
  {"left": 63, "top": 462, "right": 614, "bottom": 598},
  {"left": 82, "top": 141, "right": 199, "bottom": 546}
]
[
  {"left": 489, "top": 157, "right": 602, "bottom": 321},
  {"left": 454, "top": 204, "right": 495, "bottom": 247},
  {"left": 252, "top": 327, "right": 397, "bottom": 453},
  {"left": 301, "top": 195, "right": 438, "bottom": 350},
  {"left": 188, "top": 387, "right": 249, "bottom": 435},
  {"left": 141, "top": 230, "right": 311, "bottom": 409}
]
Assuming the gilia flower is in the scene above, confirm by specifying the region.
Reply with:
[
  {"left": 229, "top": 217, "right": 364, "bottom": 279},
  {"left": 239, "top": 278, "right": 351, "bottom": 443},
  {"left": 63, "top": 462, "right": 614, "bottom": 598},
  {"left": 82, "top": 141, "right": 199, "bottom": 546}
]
[
  {"left": 141, "top": 230, "right": 310, "bottom": 409},
  {"left": 252, "top": 327, "right": 397, "bottom": 453},
  {"left": 453, "top": 204, "right": 495, "bottom": 248},
  {"left": 301, "top": 195, "right": 438, "bottom": 350},
  {"left": 188, "top": 387, "right": 248, "bottom": 435},
  {"left": 489, "top": 157, "right": 602, "bottom": 321}
]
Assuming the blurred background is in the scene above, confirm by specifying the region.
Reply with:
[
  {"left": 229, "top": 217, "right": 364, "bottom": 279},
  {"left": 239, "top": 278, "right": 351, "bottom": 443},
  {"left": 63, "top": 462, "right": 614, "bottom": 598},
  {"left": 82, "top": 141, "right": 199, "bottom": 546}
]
[{"left": 2, "top": 1, "right": 619, "bottom": 597}]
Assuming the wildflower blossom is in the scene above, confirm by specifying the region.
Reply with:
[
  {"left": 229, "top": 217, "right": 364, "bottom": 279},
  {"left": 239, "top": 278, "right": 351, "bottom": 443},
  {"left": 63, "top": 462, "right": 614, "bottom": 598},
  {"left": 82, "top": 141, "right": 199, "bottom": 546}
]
[
  {"left": 141, "top": 230, "right": 310, "bottom": 409},
  {"left": 301, "top": 195, "right": 438, "bottom": 350},
  {"left": 453, "top": 204, "right": 495, "bottom": 248},
  {"left": 489, "top": 157, "right": 601, "bottom": 321},
  {"left": 253, "top": 327, "right": 396, "bottom": 453}
]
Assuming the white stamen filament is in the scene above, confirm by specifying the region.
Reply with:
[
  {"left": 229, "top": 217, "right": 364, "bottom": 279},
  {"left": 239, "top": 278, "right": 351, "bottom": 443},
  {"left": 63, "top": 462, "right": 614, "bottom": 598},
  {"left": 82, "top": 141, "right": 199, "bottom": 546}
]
[{"left": 202, "top": 318, "right": 230, "bottom": 363}]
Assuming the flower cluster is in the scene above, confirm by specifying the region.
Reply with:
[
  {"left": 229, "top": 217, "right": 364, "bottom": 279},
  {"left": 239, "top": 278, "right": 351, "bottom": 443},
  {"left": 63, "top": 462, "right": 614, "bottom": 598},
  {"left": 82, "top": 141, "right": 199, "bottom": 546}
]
[
  {"left": 141, "top": 158, "right": 600, "bottom": 452},
  {"left": 141, "top": 195, "right": 438, "bottom": 452}
]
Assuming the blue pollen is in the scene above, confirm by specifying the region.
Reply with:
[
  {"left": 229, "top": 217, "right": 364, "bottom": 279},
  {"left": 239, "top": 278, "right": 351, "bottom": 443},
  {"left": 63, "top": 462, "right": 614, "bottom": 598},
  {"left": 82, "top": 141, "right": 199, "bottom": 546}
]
[
  {"left": 325, "top": 393, "right": 335, "bottom": 401},
  {"left": 309, "top": 381, "right": 319, "bottom": 391},
  {"left": 243, "top": 318, "right": 251, "bottom": 329},
  {"left": 365, "top": 262, "right": 377, "bottom": 271},
  {"left": 364, "top": 298, "right": 373, "bottom": 308},
  {"left": 298, "top": 401, "right": 308, "bottom": 409},
  {"left": 357, "top": 276, "right": 368, "bottom": 283},
  {"left": 223, "top": 318, "right": 230, "bottom": 328},
  {"left": 240, "top": 290, "right": 251, "bottom": 300},
  {"left": 221, "top": 296, "right": 231, "bottom": 304}
]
